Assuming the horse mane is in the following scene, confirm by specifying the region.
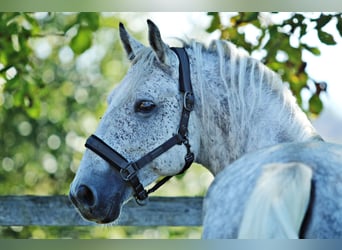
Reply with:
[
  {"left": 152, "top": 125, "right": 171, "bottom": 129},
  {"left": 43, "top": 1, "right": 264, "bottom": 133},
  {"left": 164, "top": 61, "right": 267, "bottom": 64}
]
[{"left": 184, "top": 39, "right": 317, "bottom": 159}]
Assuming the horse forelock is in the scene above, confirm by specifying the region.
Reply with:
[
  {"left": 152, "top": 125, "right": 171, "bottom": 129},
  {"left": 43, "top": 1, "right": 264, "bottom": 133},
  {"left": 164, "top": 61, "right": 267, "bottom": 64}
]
[
  {"left": 131, "top": 47, "right": 157, "bottom": 68},
  {"left": 112, "top": 46, "right": 173, "bottom": 91}
]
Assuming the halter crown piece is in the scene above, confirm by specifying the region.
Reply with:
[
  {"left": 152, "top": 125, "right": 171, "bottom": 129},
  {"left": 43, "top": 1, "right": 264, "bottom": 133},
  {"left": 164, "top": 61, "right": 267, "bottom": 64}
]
[{"left": 85, "top": 47, "right": 195, "bottom": 205}]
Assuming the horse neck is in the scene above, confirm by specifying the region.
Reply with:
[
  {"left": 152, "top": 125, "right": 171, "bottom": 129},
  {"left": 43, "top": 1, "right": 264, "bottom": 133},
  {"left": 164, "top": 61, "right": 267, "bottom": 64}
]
[{"left": 187, "top": 41, "right": 320, "bottom": 175}]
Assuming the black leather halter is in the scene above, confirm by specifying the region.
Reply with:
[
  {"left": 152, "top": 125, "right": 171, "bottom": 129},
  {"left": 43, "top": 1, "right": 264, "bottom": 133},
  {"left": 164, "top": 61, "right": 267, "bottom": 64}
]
[{"left": 85, "top": 47, "right": 195, "bottom": 205}]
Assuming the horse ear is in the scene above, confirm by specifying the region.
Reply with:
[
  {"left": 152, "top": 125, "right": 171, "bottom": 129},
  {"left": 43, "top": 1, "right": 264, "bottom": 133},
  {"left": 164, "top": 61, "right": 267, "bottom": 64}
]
[
  {"left": 147, "top": 19, "right": 169, "bottom": 64},
  {"left": 119, "top": 22, "right": 144, "bottom": 61}
]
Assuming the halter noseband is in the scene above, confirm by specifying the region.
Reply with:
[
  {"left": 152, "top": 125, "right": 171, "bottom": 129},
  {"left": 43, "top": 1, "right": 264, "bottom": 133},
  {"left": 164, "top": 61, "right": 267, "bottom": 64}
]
[{"left": 84, "top": 47, "right": 195, "bottom": 205}]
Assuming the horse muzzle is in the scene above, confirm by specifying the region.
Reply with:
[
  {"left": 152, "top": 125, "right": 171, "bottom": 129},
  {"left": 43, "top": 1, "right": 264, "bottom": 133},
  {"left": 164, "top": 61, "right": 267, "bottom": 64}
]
[{"left": 69, "top": 179, "right": 127, "bottom": 224}]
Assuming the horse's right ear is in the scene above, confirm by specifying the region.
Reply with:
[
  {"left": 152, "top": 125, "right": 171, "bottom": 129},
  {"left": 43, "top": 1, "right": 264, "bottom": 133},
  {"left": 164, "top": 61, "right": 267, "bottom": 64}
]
[{"left": 119, "top": 22, "right": 144, "bottom": 61}]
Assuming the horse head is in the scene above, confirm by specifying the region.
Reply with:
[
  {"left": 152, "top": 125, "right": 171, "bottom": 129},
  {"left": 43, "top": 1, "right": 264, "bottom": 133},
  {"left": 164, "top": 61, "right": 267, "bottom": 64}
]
[{"left": 69, "top": 20, "right": 200, "bottom": 224}]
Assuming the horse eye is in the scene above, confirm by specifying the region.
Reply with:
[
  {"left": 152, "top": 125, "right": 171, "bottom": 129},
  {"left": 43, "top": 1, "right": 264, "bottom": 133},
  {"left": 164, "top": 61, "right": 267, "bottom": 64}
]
[{"left": 134, "top": 100, "right": 156, "bottom": 113}]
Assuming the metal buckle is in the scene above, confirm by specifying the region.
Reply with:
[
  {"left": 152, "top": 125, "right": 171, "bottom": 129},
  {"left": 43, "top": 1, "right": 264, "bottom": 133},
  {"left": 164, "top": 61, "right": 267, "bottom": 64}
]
[
  {"left": 120, "top": 163, "right": 138, "bottom": 181},
  {"left": 135, "top": 192, "right": 149, "bottom": 206},
  {"left": 183, "top": 91, "right": 194, "bottom": 111}
]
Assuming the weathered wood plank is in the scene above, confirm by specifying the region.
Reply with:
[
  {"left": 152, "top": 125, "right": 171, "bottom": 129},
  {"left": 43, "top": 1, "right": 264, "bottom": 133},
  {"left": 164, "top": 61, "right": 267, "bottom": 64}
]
[{"left": 0, "top": 196, "right": 203, "bottom": 227}]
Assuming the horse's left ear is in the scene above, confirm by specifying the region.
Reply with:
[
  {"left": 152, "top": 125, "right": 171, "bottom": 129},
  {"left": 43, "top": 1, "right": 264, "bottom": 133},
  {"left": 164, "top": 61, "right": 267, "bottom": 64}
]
[{"left": 147, "top": 19, "right": 170, "bottom": 64}]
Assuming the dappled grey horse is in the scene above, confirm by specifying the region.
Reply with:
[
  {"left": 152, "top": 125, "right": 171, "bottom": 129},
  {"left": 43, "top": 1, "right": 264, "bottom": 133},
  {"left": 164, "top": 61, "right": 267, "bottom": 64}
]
[{"left": 69, "top": 20, "right": 342, "bottom": 238}]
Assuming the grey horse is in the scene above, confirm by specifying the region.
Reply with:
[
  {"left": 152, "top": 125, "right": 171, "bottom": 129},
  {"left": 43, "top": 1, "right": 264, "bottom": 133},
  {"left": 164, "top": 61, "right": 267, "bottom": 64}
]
[{"left": 69, "top": 20, "right": 342, "bottom": 238}]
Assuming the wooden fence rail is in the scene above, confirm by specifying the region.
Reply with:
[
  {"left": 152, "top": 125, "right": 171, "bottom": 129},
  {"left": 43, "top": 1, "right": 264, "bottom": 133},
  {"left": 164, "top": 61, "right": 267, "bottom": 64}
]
[{"left": 0, "top": 196, "right": 203, "bottom": 227}]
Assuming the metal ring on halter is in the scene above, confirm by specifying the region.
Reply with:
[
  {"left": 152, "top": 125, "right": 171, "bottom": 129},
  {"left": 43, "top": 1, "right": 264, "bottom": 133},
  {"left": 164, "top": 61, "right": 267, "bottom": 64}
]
[{"left": 135, "top": 195, "right": 149, "bottom": 206}]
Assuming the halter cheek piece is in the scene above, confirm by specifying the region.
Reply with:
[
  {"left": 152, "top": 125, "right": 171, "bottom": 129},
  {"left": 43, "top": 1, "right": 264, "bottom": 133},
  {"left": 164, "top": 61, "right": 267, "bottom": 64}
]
[{"left": 85, "top": 47, "right": 195, "bottom": 205}]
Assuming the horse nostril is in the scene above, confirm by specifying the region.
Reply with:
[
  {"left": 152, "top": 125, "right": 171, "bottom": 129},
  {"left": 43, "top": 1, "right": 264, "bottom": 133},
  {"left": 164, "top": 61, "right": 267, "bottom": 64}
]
[{"left": 76, "top": 185, "right": 96, "bottom": 207}]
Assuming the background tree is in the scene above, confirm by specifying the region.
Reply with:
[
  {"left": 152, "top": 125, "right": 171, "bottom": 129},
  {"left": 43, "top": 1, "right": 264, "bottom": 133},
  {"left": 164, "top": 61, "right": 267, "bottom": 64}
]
[
  {"left": 0, "top": 12, "right": 134, "bottom": 238},
  {"left": 0, "top": 12, "right": 341, "bottom": 238},
  {"left": 207, "top": 12, "right": 342, "bottom": 116}
]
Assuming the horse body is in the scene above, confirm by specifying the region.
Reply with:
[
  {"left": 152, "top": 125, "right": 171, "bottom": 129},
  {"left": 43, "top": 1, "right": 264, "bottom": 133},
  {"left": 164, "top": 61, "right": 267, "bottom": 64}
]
[
  {"left": 202, "top": 141, "right": 342, "bottom": 238},
  {"left": 69, "top": 20, "right": 342, "bottom": 238}
]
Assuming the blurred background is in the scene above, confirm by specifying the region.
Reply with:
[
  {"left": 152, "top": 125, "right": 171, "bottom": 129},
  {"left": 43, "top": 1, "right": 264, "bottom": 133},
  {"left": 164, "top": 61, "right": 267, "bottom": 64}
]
[{"left": 0, "top": 12, "right": 341, "bottom": 238}]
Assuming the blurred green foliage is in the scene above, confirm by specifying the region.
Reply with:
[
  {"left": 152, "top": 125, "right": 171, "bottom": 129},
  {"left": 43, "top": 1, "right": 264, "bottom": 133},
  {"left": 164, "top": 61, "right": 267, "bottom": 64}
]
[
  {"left": 207, "top": 12, "right": 342, "bottom": 117},
  {"left": 1, "top": 12, "right": 124, "bottom": 196},
  {"left": 0, "top": 12, "right": 341, "bottom": 238},
  {"left": 0, "top": 12, "right": 133, "bottom": 238}
]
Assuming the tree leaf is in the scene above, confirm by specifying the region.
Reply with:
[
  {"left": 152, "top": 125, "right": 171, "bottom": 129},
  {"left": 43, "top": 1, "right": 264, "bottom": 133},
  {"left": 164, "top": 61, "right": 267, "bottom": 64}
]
[
  {"left": 26, "top": 98, "right": 41, "bottom": 119},
  {"left": 206, "top": 12, "right": 220, "bottom": 33},
  {"left": 336, "top": 16, "right": 342, "bottom": 37},
  {"left": 299, "top": 23, "right": 307, "bottom": 38},
  {"left": 236, "top": 12, "right": 259, "bottom": 25},
  {"left": 70, "top": 27, "right": 93, "bottom": 55},
  {"left": 302, "top": 44, "right": 321, "bottom": 56},
  {"left": 77, "top": 13, "right": 100, "bottom": 31},
  {"left": 315, "top": 14, "right": 332, "bottom": 30},
  {"left": 309, "top": 94, "right": 323, "bottom": 115},
  {"left": 317, "top": 30, "right": 336, "bottom": 45}
]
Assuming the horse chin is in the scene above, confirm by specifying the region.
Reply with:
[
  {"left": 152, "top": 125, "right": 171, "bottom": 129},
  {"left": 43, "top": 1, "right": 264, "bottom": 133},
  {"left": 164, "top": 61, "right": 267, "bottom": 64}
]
[
  {"left": 94, "top": 207, "right": 122, "bottom": 224},
  {"left": 80, "top": 202, "right": 122, "bottom": 224},
  {"left": 102, "top": 196, "right": 127, "bottom": 224}
]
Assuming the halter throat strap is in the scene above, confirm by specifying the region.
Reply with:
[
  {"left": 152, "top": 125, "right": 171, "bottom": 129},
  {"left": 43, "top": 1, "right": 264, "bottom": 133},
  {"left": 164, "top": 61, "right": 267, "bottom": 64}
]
[{"left": 85, "top": 47, "right": 194, "bottom": 205}]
